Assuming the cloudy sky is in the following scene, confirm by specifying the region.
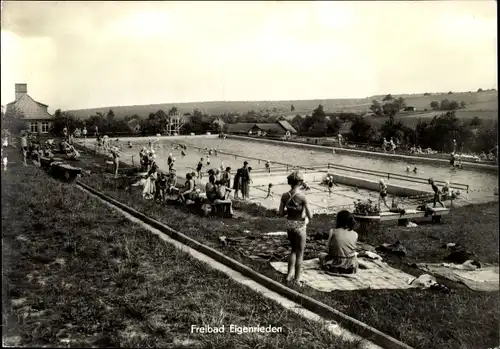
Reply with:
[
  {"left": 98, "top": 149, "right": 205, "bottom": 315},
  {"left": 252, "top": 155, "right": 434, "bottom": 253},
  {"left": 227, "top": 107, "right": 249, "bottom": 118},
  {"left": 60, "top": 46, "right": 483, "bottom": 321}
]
[{"left": 1, "top": 1, "right": 497, "bottom": 111}]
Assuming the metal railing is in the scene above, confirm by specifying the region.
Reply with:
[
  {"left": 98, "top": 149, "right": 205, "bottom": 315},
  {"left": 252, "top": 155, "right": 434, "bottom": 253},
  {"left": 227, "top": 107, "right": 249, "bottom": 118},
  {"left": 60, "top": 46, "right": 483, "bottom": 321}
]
[{"left": 327, "top": 162, "right": 469, "bottom": 191}]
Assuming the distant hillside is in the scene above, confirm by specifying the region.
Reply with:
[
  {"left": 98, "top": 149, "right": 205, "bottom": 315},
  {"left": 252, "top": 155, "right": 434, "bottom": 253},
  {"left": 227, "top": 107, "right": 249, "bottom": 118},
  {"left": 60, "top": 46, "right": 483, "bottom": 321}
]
[{"left": 65, "top": 90, "right": 497, "bottom": 120}]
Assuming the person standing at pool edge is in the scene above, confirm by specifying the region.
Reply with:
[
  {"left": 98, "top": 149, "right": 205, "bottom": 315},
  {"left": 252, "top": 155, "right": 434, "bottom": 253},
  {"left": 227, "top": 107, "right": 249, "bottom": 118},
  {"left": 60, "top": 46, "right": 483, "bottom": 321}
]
[
  {"left": 240, "top": 161, "right": 251, "bottom": 200},
  {"left": 279, "top": 171, "right": 313, "bottom": 285},
  {"left": 428, "top": 178, "right": 445, "bottom": 208}
]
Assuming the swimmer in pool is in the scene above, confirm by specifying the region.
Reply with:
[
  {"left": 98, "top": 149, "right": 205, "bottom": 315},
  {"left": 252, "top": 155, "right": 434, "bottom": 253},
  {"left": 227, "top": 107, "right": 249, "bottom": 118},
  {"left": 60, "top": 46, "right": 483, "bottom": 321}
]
[
  {"left": 265, "top": 160, "right": 271, "bottom": 174},
  {"left": 450, "top": 153, "right": 456, "bottom": 168},
  {"left": 206, "top": 155, "right": 211, "bottom": 166},
  {"left": 378, "top": 179, "right": 391, "bottom": 211},
  {"left": 406, "top": 166, "right": 410, "bottom": 173},
  {"left": 413, "top": 167, "right": 418, "bottom": 174}
]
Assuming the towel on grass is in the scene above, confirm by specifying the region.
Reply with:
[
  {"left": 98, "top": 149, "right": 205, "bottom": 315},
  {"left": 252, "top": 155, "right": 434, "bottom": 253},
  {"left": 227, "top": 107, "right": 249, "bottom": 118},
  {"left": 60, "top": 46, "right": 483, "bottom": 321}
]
[
  {"left": 271, "top": 258, "right": 417, "bottom": 292},
  {"left": 416, "top": 263, "right": 499, "bottom": 292}
]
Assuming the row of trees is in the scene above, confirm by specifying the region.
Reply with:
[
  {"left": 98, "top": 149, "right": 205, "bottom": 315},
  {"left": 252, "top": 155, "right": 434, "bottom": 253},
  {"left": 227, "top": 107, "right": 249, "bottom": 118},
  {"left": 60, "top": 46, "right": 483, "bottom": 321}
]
[
  {"left": 369, "top": 95, "right": 408, "bottom": 117},
  {"left": 346, "top": 111, "right": 497, "bottom": 154},
  {"left": 429, "top": 99, "right": 466, "bottom": 111}
]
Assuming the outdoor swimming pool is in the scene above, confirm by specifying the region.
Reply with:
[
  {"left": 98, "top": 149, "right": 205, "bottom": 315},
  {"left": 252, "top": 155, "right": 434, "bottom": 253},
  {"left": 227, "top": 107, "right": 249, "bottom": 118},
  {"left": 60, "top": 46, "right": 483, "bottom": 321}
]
[{"left": 156, "top": 137, "right": 498, "bottom": 192}]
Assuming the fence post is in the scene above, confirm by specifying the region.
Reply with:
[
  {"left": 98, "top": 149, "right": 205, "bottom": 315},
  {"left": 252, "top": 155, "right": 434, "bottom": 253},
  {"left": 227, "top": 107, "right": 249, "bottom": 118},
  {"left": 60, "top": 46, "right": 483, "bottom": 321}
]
[{"left": 387, "top": 173, "right": 390, "bottom": 180}]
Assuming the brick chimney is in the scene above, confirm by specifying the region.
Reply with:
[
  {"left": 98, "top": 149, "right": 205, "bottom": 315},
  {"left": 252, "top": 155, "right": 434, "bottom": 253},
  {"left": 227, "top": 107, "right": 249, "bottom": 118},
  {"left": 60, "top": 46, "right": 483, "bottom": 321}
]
[{"left": 15, "top": 83, "right": 28, "bottom": 101}]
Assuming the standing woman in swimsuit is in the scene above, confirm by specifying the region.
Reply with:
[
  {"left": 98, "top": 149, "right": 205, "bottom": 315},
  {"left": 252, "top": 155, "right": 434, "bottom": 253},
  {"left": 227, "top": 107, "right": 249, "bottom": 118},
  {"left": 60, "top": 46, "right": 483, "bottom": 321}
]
[
  {"left": 378, "top": 179, "right": 391, "bottom": 211},
  {"left": 279, "top": 171, "right": 313, "bottom": 285}
]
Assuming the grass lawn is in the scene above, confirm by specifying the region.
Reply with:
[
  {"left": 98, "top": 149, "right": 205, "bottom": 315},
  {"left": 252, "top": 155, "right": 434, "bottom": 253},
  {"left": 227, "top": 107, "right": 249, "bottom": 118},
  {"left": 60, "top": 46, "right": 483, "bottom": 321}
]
[
  {"left": 1, "top": 150, "right": 363, "bottom": 349},
  {"left": 41, "top": 146, "right": 499, "bottom": 349}
]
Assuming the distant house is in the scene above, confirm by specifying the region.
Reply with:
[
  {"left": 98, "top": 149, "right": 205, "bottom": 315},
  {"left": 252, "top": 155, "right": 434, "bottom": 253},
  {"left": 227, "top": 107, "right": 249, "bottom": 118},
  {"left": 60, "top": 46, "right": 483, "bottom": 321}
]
[
  {"left": 226, "top": 123, "right": 257, "bottom": 134},
  {"left": 5, "top": 83, "right": 53, "bottom": 135},
  {"left": 404, "top": 106, "right": 417, "bottom": 112},
  {"left": 127, "top": 118, "right": 142, "bottom": 133},
  {"left": 227, "top": 121, "right": 297, "bottom": 135}
]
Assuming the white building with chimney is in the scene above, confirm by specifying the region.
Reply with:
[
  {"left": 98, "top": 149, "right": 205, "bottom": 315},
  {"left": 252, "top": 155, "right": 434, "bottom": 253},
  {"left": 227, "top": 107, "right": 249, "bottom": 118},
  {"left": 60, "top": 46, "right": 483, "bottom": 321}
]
[{"left": 5, "top": 83, "right": 53, "bottom": 135}]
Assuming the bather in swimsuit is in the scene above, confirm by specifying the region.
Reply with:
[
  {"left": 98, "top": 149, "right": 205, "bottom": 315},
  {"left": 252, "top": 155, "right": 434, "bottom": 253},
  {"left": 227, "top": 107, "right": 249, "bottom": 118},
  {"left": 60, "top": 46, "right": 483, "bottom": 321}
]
[{"left": 284, "top": 191, "right": 308, "bottom": 236}]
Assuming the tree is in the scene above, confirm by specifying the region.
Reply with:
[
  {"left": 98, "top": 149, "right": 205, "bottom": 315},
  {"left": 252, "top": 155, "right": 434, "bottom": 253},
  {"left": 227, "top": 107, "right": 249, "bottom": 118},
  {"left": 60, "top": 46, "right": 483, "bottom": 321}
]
[
  {"left": 469, "top": 116, "right": 482, "bottom": 127},
  {"left": 448, "top": 91, "right": 453, "bottom": 94},
  {"left": 369, "top": 100, "right": 382, "bottom": 116},
  {"left": 1, "top": 106, "right": 25, "bottom": 135},
  {"left": 168, "top": 106, "right": 179, "bottom": 116},
  {"left": 311, "top": 104, "right": 326, "bottom": 123},
  {"left": 393, "top": 97, "right": 406, "bottom": 111},
  {"left": 460, "top": 101, "right": 466, "bottom": 109},
  {"left": 383, "top": 94, "right": 393, "bottom": 101},
  {"left": 382, "top": 102, "right": 398, "bottom": 117},
  {"left": 423, "top": 92, "right": 431, "bottom": 96},
  {"left": 430, "top": 101, "right": 440, "bottom": 110},
  {"left": 477, "top": 88, "right": 484, "bottom": 92},
  {"left": 291, "top": 104, "right": 295, "bottom": 112},
  {"left": 350, "top": 116, "right": 375, "bottom": 143},
  {"left": 439, "top": 99, "right": 451, "bottom": 111},
  {"left": 448, "top": 100, "right": 459, "bottom": 110}
]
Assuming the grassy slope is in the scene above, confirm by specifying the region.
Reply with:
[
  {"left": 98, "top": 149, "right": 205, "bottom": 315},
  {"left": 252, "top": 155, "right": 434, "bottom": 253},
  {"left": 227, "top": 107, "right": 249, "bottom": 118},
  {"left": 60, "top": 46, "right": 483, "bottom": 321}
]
[
  {"left": 65, "top": 91, "right": 497, "bottom": 119},
  {"left": 1, "top": 151, "right": 361, "bottom": 349},
  {"left": 74, "top": 149, "right": 499, "bottom": 349}
]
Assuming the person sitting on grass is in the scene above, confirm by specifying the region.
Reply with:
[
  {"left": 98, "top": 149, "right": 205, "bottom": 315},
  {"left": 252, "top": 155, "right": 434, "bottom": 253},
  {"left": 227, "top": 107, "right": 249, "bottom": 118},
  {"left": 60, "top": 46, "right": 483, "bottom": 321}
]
[
  {"left": 179, "top": 173, "right": 196, "bottom": 204},
  {"left": 167, "top": 169, "right": 178, "bottom": 195},
  {"left": 378, "top": 179, "right": 391, "bottom": 211},
  {"left": 214, "top": 180, "right": 234, "bottom": 216},
  {"left": 142, "top": 161, "right": 158, "bottom": 200},
  {"left": 279, "top": 171, "right": 313, "bottom": 286},
  {"left": 428, "top": 178, "right": 445, "bottom": 208},
  {"left": 205, "top": 174, "right": 218, "bottom": 203},
  {"left": 319, "top": 210, "right": 359, "bottom": 274},
  {"left": 155, "top": 172, "right": 168, "bottom": 203}
]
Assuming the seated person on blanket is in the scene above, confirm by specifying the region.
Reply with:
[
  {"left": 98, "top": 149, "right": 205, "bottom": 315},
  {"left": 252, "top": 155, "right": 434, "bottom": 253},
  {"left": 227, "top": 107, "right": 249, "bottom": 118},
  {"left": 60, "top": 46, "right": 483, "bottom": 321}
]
[
  {"left": 319, "top": 210, "right": 359, "bottom": 274},
  {"left": 179, "top": 173, "right": 197, "bottom": 204}
]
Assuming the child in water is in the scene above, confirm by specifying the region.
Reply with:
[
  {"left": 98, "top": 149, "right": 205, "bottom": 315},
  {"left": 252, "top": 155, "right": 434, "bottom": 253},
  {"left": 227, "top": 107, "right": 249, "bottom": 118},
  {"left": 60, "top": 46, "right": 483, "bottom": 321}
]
[
  {"left": 265, "top": 160, "right": 271, "bottom": 174},
  {"left": 413, "top": 167, "right": 418, "bottom": 174}
]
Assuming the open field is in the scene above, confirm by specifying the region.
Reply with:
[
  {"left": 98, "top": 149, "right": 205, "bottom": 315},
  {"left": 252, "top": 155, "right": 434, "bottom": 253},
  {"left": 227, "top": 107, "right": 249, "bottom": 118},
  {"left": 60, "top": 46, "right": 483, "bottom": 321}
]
[
  {"left": 368, "top": 110, "right": 498, "bottom": 130},
  {"left": 1, "top": 149, "right": 364, "bottom": 349},
  {"left": 69, "top": 145, "right": 500, "bottom": 349},
  {"left": 65, "top": 90, "right": 497, "bottom": 120}
]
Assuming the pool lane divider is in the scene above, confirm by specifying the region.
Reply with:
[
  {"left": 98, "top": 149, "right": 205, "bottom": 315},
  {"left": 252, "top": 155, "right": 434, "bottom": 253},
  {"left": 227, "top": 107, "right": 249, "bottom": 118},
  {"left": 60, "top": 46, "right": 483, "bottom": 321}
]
[{"left": 76, "top": 179, "right": 414, "bottom": 349}]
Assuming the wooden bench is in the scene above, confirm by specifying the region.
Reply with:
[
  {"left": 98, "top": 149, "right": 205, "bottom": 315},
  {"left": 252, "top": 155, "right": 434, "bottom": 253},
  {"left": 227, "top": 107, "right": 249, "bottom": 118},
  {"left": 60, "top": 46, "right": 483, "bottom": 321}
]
[{"left": 354, "top": 207, "right": 450, "bottom": 226}]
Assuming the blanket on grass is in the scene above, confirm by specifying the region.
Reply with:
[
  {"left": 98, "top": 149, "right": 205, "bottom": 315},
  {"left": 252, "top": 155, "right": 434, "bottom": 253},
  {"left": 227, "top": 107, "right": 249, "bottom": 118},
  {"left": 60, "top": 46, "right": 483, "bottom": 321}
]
[
  {"left": 416, "top": 263, "right": 499, "bottom": 292},
  {"left": 271, "top": 258, "right": 417, "bottom": 291}
]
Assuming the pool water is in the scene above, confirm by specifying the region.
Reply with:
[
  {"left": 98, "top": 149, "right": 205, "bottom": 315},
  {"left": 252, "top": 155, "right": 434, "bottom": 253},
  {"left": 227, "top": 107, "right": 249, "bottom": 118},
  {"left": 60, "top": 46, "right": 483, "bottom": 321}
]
[{"left": 154, "top": 137, "right": 498, "bottom": 192}]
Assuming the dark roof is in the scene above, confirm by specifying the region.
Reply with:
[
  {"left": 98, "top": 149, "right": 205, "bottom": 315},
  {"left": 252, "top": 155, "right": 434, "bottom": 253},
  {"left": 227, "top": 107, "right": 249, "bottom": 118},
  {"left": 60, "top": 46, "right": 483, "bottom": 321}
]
[
  {"left": 226, "top": 123, "right": 256, "bottom": 133},
  {"left": 254, "top": 123, "right": 285, "bottom": 133},
  {"left": 277, "top": 120, "right": 297, "bottom": 133}
]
